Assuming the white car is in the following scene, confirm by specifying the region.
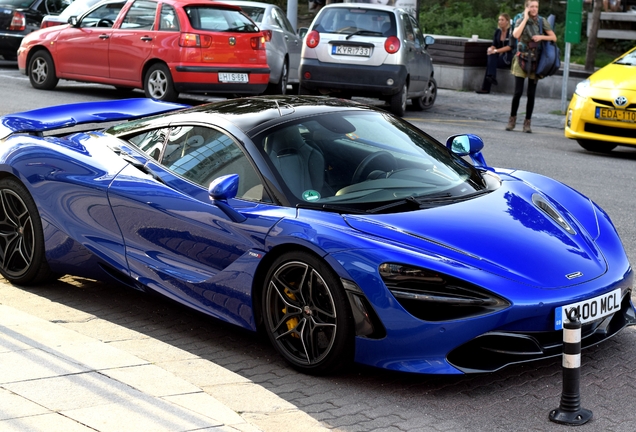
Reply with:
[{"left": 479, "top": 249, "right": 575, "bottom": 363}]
[
  {"left": 225, "top": 0, "right": 301, "bottom": 94},
  {"left": 299, "top": 3, "right": 436, "bottom": 116},
  {"left": 40, "top": 0, "right": 103, "bottom": 28}
]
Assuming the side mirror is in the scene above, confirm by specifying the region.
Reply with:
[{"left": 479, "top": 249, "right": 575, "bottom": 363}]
[
  {"left": 445, "top": 134, "right": 489, "bottom": 169},
  {"left": 424, "top": 35, "right": 435, "bottom": 46},
  {"left": 69, "top": 16, "right": 78, "bottom": 26},
  {"left": 298, "top": 27, "right": 308, "bottom": 39},
  {"left": 209, "top": 174, "right": 246, "bottom": 222}
]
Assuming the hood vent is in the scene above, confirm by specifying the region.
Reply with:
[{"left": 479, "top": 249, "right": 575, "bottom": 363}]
[{"left": 532, "top": 194, "right": 576, "bottom": 235}]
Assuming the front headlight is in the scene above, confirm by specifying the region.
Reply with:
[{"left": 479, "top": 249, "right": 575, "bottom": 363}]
[
  {"left": 379, "top": 263, "right": 510, "bottom": 321},
  {"left": 574, "top": 79, "right": 591, "bottom": 98}
]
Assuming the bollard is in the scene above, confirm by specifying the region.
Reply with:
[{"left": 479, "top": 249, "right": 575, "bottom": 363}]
[{"left": 549, "top": 308, "right": 592, "bottom": 426}]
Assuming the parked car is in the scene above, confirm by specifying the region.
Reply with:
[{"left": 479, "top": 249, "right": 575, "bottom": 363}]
[
  {"left": 17, "top": 0, "right": 270, "bottom": 101},
  {"left": 40, "top": 0, "right": 102, "bottom": 28},
  {"left": 299, "top": 3, "right": 436, "bottom": 116},
  {"left": 0, "top": 95, "right": 633, "bottom": 375},
  {"left": 565, "top": 46, "right": 636, "bottom": 153},
  {"left": 0, "top": 0, "right": 70, "bottom": 60},
  {"left": 225, "top": 0, "right": 300, "bottom": 95}
]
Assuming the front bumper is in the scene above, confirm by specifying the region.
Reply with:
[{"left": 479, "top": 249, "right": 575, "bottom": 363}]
[
  {"left": 565, "top": 92, "right": 636, "bottom": 146},
  {"left": 299, "top": 58, "right": 406, "bottom": 98}
]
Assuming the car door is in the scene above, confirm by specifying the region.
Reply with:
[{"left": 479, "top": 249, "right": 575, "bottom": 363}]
[
  {"left": 108, "top": 125, "right": 279, "bottom": 326},
  {"left": 54, "top": 0, "right": 127, "bottom": 78},
  {"left": 400, "top": 12, "right": 426, "bottom": 94},
  {"left": 108, "top": 0, "right": 158, "bottom": 82},
  {"left": 271, "top": 6, "right": 301, "bottom": 82}
]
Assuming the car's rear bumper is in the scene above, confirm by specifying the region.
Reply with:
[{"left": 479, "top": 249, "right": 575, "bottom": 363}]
[
  {"left": 299, "top": 58, "right": 406, "bottom": 97},
  {"left": 172, "top": 65, "right": 270, "bottom": 95},
  {"left": 565, "top": 93, "right": 636, "bottom": 146},
  {"left": 0, "top": 33, "right": 23, "bottom": 59}
]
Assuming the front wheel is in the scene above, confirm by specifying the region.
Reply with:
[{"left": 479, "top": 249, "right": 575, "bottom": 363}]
[
  {"left": 576, "top": 139, "right": 617, "bottom": 153},
  {"left": 144, "top": 63, "right": 178, "bottom": 101},
  {"left": 28, "top": 51, "right": 59, "bottom": 90},
  {"left": 389, "top": 83, "right": 407, "bottom": 117},
  {"left": 262, "top": 251, "right": 354, "bottom": 374},
  {"left": 0, "top": 178, "right": 53, "bottom": 285},
  {"left": 412, "top": 77, "right": 437, "bottom": 111}
]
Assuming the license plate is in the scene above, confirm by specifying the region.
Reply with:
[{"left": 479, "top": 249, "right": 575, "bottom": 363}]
[
  {"left": 595, "top": 107, "right": 636, "bottom": 123},
  {"left": 554, "top": 288, "right": 621, "bottom": 330},
  {"left": 218, "top": 73, "right": 248, "bottom": 83},
  {"left": 332, "top": 45, "right": 371, "bottom": 57}
]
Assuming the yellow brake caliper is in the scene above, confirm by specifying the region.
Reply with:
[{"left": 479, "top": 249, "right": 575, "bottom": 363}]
[{"left": 283, "top": 287, "right": 299, "bottom": 337}]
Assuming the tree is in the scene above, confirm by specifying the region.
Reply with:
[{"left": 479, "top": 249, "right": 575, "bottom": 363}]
[{"left": 585, "top": 0, "right": 603, "bottom": 71}]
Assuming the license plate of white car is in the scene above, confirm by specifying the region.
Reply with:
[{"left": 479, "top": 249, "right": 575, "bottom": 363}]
[
  {"left": 219, "top": 73, "right": 248, "bottom": 83},
  {"left": 596, "top": 107, "right": 636, "bottom": 123},
  {"left": 554, "top": 287, "right": 621, "bottom": 330},
  {"left": 333, "top": 45, "right": 371, "bottom": 56}
]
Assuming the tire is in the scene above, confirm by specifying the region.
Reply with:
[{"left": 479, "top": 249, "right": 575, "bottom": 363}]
[
  {"left": 576, "top": 139, "right": 617, "bottom": 153},
  {"left": 144, "top": 63, "right": 178, "bottom": 101},
  {"left": 0, "top": 178, "right": 53, "bottom": 285},
  {"left": 412, "top": 77, "right": 437, "bottom": 111},
  {"left": 28, "top": 51, "right": 59, "bottom": 90},
  {"left": 389, "top": 83, "right": 407, "bottom": 117},
  {"left": 266, "top": 61, "right": 288, "bottom": 95},
  {"left": 262, "top": 251, "right": 354, "bottom": 375}
]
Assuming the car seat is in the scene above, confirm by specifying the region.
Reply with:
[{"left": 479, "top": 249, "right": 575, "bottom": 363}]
[{"left": 265, "top": 127, "right": 327, "bottom": 198}]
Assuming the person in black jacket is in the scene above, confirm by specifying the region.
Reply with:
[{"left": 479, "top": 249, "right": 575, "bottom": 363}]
[{"left": 476, "top": 13, "right": 513, "bottom": 94}]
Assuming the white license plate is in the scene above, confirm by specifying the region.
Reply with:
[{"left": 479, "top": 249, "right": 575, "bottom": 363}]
[
  {"left": 218, "top": 73, "right": 248, "bottom": 83},
  {"left": 554, "top": 287, "right": 621, "bottom": 330},
  {"left": 332, "top": 45, "right": 371, "bottom": 56}
]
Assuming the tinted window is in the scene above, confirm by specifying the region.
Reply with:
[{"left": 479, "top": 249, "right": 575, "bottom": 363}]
[
  {"left": 184, "top": 6, "right": 258, "bottom": 32},
  {"left": 159, "top": 3, "right": 179, "bottom": 31},
  {"left": 120, "top": 0, "right": 157, "bottom": 30},
  {"left": 312, "top": 8, "right": 394, "bottom": 35}
]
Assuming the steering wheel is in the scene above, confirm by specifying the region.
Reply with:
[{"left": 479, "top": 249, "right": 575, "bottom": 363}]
[
  {"left": 351, "top": 151, "right": 397, "bottom": 184},
  {"left": 97, "top": 18, "right": 114, "bottom": 27}
]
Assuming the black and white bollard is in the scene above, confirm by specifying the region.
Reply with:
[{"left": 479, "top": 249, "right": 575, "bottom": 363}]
[{"left": 549, "top": 308, "right": 592, "bottom": 426}]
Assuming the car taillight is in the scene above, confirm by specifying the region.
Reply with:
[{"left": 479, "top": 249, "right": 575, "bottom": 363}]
[
  {"left": 250, "top": 35, "right": 266, "bottom": 50},
  {"left": 385, "top": 36, "right": 400, "bottom": 54},
  {"left": 306, "top": 30, "right": 319, "bottom": 48},
  {"left": 9, "top": 11, "right": 25, "bottom": 31},
  {"left": 262, "top": 30, "right": 272, "bottom": 42},
  {"left": 179, "top": 33, "right": 212, "bottom": 48}
]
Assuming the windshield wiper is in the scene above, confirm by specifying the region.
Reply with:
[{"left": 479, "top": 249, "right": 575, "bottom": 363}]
[
  {"left": 415, "top": 190, "right": 490, "bottom": 206},
  {"left": 296, "top": 202, "right": 370, "bottom": 214},
  {"left": 121, "top": 154, "right": 167, "bottom": 186}
]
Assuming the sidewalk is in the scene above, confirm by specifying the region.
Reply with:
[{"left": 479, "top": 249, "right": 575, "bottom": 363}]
[{"left": 0, "top": 279, "right": 327, "bottom": 432}]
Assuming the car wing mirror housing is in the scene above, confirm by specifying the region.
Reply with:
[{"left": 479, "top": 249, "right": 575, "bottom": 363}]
[
  {"left": 445, "top": 134, "right": 490, "bottom": 170},
  {"left": 69, "top": 16, "right": 78, "bottom": 26},
  {"left": 209, "top": 174, "right": 247, "bottom": 223},
  {"left": 298, "top": 27, "right": 308, "bottom": 39},
  {"left": 424, "top": 35, "right": 435, "bottom": 47}
]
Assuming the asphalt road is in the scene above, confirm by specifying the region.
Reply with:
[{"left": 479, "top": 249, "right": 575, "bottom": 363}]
[{"left": 2, "top": 59, "right": 636, "bottom": 432}]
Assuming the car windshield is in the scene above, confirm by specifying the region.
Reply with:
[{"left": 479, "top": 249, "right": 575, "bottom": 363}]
[
  {"left": 254, "top": 111, "right": 488, "bottom": 212},
  {"left": 312, "top": 8, "right": 395, "bottom": 36},
  {"left": 615, "top": 50, "right": 636, "bottom": 66},
  {"left": 185, "top": 6, "right": 259, "bottom": 32}
]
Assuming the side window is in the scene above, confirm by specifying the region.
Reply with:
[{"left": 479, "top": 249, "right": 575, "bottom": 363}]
[
  {"left": 128, "top": 128, "right": 169, "bottom": 161},
  {"left": 409, "top": 16, "right": 424, "bottom": 48},
  {"left": 121, "top": 0, "right": 158, "bottom": 30},
  {"left": 162, "top": 126, "right": 268, "bottom": 202},
  {"left": 272, "top": 7, "right": 294, "bottom": 33},
  {"left": 80, "top": 1, "right": 126, "bottom": 28},
  {"left": 402, "top": 14, "right": 415, "bottom": 42},
  {"left": 159, "top": 4, "right": 179, "bottom": 31}
]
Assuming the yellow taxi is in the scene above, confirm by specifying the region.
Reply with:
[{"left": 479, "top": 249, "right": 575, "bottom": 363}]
[{"left": 565, "top": 46, "right": 636, "bottom": 153}]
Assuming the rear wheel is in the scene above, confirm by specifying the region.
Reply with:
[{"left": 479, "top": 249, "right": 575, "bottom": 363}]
[
  {"left": 0, "top": 178, "right": 53, "bottom": 285},
  {"left": 28, "top": 51, "right": 58, "bottom": 90},
  {"left": 262, "top": 251, "right": 354, "bottom": 374},
  {"left": 576, "top": 139, "right": 617, "bottom": 153},
  {"left": 389, "top": 83, "right": 407, "bottom": 117},
  {"left": 412, "top": 77, "right": 437, "bottom": 111},
  {"left": 144, "top": 63, "right": 178, "bottom": 101},
  {"left": 266, "top": 61, "right": 289, "bottom": 95}
]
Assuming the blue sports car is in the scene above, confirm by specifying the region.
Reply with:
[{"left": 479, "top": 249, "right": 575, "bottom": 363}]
[{"left": 0, "top": 96, "right": 633, "bottom": 375}]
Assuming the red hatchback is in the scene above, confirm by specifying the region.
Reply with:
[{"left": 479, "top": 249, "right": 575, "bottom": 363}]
[{"left": 17, "top": 0, "right": 270, "bottom": 100}]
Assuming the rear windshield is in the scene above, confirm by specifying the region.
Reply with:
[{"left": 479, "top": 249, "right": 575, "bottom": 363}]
[
  {"left": 312, "top": 8, "right": 396, "bottom": 36},
  {"left": 184, "top": 6, "right": 258, "bottom": 32}
]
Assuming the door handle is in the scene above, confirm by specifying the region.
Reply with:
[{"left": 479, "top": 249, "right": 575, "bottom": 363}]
[
  {"left": 140, "top": 36, "right": 153, "bottom": 42},
  {"left": 99, "top": 34, "right": 109, "bottom": 39}
]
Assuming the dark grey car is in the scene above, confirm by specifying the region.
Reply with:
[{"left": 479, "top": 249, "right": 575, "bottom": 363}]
[{"left": 299, "top": 3, "right": 436, "bottom": 116}]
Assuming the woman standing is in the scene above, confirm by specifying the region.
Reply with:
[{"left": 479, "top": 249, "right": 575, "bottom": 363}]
[
  {"left": 505, "top": 0, "right": 556, "bottom": 133},
  {"left": 476, "top": 14, "right": 513, "bottom": 94}
]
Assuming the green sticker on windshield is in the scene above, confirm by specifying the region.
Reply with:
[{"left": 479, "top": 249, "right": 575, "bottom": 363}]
[{"left": 302, "top": 190, "right": 321, "bottom": 202}]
